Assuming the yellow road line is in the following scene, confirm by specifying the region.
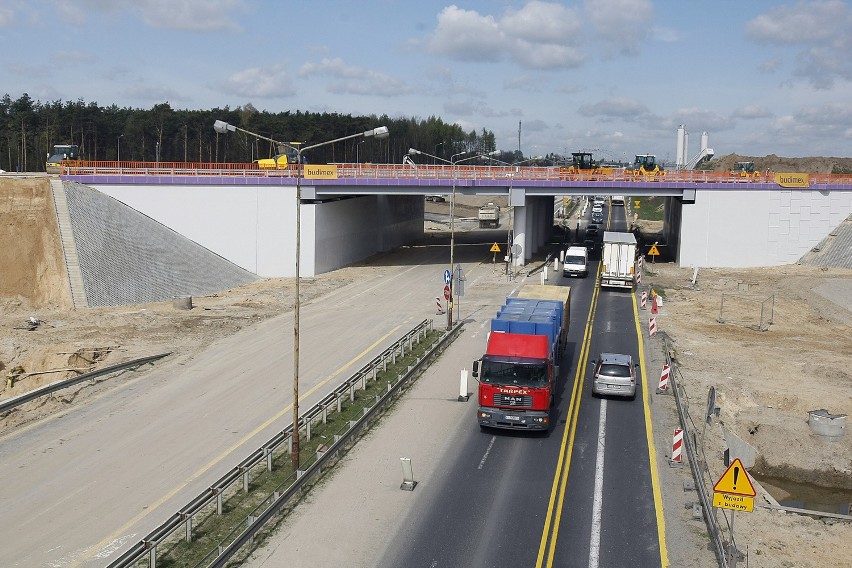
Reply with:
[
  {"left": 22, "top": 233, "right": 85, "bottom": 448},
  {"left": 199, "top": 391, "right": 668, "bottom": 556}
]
[
  {"left": 632, "top": 292, "right": 670, "bottom": 567},
  {"left": 75, "top": 325, "right": 401, "bottom": 566},
  {"left": 536, "top": 266, "right": 602, "bottom": 567}
]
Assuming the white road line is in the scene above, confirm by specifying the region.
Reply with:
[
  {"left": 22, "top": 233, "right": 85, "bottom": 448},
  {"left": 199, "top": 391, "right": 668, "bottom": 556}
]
[
  {"left": 477, "top": 435, "right": 497, "bottom": 470},
  {"left": 589, "top": 399, "right": 607, "bottom": 568}
]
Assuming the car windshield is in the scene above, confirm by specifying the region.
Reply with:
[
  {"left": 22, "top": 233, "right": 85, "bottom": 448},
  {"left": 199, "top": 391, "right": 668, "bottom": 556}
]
[
  {"left": 599, "top": 363, "right": 630, "bottom": 378},
  {"left": 481, "top": 360, "right": 547, "bottom": 387},
  {"left": 565, "top": 255, "right": 585, "bottom": 264}
]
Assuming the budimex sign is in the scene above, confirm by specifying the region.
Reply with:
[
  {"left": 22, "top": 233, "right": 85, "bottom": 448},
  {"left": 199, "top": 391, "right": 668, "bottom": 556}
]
[
  {"left": 775, "top": 172, "right": 809, "bottom": 188},
  {"left": 304, "top": 164, "right": 339, "bottom": 179}
]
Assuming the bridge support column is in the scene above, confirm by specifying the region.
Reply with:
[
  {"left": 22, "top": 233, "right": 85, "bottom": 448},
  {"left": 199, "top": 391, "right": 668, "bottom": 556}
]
[{"left": 512, "top": 204, "right": 527, "bottom": 268}]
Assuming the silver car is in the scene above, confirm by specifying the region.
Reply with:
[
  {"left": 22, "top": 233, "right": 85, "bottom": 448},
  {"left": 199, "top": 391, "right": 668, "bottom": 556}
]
[{"left": 591, "top": 353, "right": 637, "bottom": 398}]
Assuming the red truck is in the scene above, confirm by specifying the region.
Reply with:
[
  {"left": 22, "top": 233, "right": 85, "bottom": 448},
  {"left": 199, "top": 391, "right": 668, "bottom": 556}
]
[{"left": 472, "top": 284, "right": 570, "bottom": 430}]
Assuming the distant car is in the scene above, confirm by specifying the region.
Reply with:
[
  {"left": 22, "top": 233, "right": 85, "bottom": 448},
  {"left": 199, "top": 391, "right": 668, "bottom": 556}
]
[
  {"left": 591, "top": 353, "right": 638, "bottom": 399},
  {"left": 592, "top": 212, "right": 604, "bottom": 223},
  {"left": 425, "top": 195, "right": 446, "bottom": 202},
  {"left": 583, "top": 238, "right": 598, "bottom": 252},
  {"left": 586, "top": 224, "right": 600, "bottom": 237},
  {"left": 592, "top": 204, "right": 603, "bottom": 214}
]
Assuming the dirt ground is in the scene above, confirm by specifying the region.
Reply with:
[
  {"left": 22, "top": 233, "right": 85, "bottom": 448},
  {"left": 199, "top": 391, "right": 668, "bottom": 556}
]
[{"left": 1, "top": 178, "right": 850, "bottom": 567}]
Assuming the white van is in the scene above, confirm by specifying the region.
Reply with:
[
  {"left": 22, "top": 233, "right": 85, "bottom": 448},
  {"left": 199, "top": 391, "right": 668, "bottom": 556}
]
[{"left": 563, "top": 246, "right": 589, "bottom": 277}]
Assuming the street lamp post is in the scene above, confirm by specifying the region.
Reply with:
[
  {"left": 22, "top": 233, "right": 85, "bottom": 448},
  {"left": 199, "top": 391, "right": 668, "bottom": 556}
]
[
  {"left": 117, "top": 135, "right": 124, "bottom": 162},
  {"left": 213, "top": 120, "right": 389, "bottom": 471},
  {"left": 408, "top": 147, "right": 498, "bottom": 329}
]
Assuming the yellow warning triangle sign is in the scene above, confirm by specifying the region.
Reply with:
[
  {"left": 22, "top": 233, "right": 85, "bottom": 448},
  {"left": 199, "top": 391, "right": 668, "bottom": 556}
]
[
  {"left": 713, "top": 458, "right": 756, "bottom": 496},
  {"left": 647, "top": 244, "right": 660, "bottom": 256},
  {"left": 490, "top": 242, "right": 502, "bottom": 253}
]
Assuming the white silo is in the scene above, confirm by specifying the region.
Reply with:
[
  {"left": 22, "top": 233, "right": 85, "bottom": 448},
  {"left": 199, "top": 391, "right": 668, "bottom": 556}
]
[{"left": 676, "top": 125, "right": 686, "bottom": 167}]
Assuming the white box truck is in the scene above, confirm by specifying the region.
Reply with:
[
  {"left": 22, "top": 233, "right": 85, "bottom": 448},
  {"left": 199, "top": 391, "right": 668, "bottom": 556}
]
[
  {"left": 563, "top": 246, "right": 589, "bottom": 277},
  {"left": 600, "top": 231, "right": 636, "bottom": 288}
]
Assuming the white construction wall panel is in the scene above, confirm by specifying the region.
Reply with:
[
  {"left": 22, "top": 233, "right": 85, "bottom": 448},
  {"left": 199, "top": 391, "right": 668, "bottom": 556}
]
[{"left": 680, "top": 188, "right": 852, "bottom": 268}]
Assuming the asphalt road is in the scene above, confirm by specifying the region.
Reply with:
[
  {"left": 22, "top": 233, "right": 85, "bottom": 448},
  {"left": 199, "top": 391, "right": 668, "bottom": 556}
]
[
  {"left": 0, "top": 233, "right": 509, "bottom": 567},
  {"left": 376, "top": 203, "right": 666, "bottom": 567},
  {"left": 1, "top": 200, "right": 708, "bottom": 568}
]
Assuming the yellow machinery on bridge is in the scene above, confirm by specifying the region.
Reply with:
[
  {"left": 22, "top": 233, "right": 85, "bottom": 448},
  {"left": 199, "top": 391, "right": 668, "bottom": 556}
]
[
  {"left": 628, "top": 154, "right": 664, "bottom": 176},
  {"left": 732, "top": 161, "right": 760, "bottom": 179},
  {"left": 255, "top": 145, "right": 305, "bottom": 169},
  {"left": 45, "top": 144, "right": 79, "bottom": 174},
  {"left": 561, "top": 152, "right": 614, "bottom": 176}
]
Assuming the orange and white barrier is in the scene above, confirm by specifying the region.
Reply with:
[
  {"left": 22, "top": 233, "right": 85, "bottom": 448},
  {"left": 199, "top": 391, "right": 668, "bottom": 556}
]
[
  {"left": 649, "top": 317, "right": 657, "bottom": 337},
  {"left": 671, "top": 428, "right": 683, "bottom": 464},
  {"left": 436, "top": 297, "right": 444, "bottom": 314},
  {"left": 640, "top": 290, "right": 647, "bottom": 309}
]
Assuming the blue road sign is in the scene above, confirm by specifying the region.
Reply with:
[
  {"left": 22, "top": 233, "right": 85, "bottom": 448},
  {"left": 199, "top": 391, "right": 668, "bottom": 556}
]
[{"left": 443, "top": 269, "right": 451, "bottom": 285}]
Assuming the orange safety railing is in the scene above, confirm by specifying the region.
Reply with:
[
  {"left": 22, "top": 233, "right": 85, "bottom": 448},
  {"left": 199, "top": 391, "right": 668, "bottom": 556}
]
[{"left": 60, "top": 161, "right": 852, "bottom": 186}]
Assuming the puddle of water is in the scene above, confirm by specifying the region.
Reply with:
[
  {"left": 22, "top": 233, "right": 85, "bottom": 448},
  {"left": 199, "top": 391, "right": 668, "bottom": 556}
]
[{"left": 755, "top": 474, "right": 852, "bottom": 515}]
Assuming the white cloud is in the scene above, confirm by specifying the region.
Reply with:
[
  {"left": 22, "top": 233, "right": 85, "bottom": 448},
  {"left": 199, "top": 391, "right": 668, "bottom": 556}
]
[
  {"left": 579, "top": 97, "right": 649, "bottom": 119},
  {"left": 0, "top": 5, "right": 14, "bottom": 26},
  {"left": 733, "top": 105, "right": 773, "bottom": 119},
  {"left": 584, "top": 0, "right": 653, "bottom": 56},
  {"left": 746, "top": 1, "right": 852, "bottom": 88},
  {"left": 223, "top": 64, "right": 296, "bottom": 98},
  {"left": 768, "top": 102, "right": 852, "bottom": 144},
  {"left": 299, "top": 58, "right": 414, "bottom": 97},
  {"left": 81, "top": 0, "right": 246, "bottom": 31},
  {"left": 424, "top": 2, "right": 585, "bottom": 69}
]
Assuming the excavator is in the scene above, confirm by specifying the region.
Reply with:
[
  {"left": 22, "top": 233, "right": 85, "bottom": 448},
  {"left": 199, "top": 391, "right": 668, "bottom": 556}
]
[{"left": 628, "top": 154, "right": 664, "bottom": 175}]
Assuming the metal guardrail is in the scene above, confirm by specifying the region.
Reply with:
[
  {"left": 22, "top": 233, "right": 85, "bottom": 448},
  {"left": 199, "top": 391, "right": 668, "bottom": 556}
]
[
  {"left": 662, "top": 335, "right": 728, "bottom": 566},
  {"left": 0, "top": 353, "right": 171, "bottom": 415},
  {"left": 106, "top": 319, "right": 463, "bottom": 568}
]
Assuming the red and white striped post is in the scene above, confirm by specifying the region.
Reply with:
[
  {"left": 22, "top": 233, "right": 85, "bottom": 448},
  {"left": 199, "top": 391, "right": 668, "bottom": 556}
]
[
  {"left": 658, "top": 364, "right": 670, "bottom": 392},
  {"left": 636, "top": 270, "right": 641, "bottom": 285},
  {"left": 649, "top": 316, "right": 657, "bottom": 337},
  {"left": 435, "top": 297, "right": 444, "bottom": 314},
  {"left": 640, "top": 290, "right": 648, "bottom": 309},
  {"left": 671, "top": 428, "right": 683, "bottom": 465}
]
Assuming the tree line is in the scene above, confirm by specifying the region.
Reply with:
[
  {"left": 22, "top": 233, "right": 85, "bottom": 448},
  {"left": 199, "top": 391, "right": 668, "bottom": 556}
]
[{"left": 1, "top": 94, "right": 522, "bottom": 172}]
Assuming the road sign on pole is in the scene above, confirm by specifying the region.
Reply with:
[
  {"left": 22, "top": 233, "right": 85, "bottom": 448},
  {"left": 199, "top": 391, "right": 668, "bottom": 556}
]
[
  {"left": 443, "top": 285, "right": 451, "bottom": 300},
  {"left": 443, "top": 269, "right": 451, "bottom": 286}
]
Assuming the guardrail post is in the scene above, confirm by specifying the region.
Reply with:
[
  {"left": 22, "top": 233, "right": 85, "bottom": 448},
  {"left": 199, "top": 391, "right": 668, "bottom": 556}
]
[
  {"left": 337, "top": 393, "right": 342, "bottom": 413},
  {"left": 360, "top": 372, "right": 366, "bottom": 390},
  {"left": 372, "top": 365, "right": 378, "bottom": 381},
  {"left": 248, "top": 516, "right": 255, "bottom": 543},
  {"left": 392, "top": 348, "right": 397, "bottom": 365},
  {"left": 306, "top": 417, "right": 312, "bottom": 442},
  {"left": 147, "top": 542, "right": 157, "bottom": 568},
  {"left": 287, "top": 434, "right": 292, "bottom": 456},
  {"left": 217, "top": 490, "right": 223, "bottom": 515},
  {"left": 242, "top": 467, "right": 249, "bottom": 492},
  {"left": 349, "top": 381, "right": 355, "bottom": 402},
  {"left": 183, "top": 514, "right": 192, "bottom": 542},
  {"left": 383, "top": 354, "right": 388, "bottom": 372},
  {"left": 322, "top": 404, "right": 328, "bottom": 424},
  {"left": 266, "top": 447, "right": 273, "bottom": 472},
  {"left": 409, "top": 334, "right": 413, "bottom": 350},
  {"left": 400, "top": 340, "right": 405, "bottom": 357}
]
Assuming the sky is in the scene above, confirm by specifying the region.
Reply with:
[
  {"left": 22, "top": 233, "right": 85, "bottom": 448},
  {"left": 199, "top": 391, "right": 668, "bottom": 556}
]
[{"left": 2, "top": 0, "right": 852, "bottom": 162}]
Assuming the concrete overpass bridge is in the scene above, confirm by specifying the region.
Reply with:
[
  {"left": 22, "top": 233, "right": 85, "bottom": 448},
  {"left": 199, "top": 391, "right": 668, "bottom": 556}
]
[{"left": 62, "top": 162, "right": 852, "bottom": 277}]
